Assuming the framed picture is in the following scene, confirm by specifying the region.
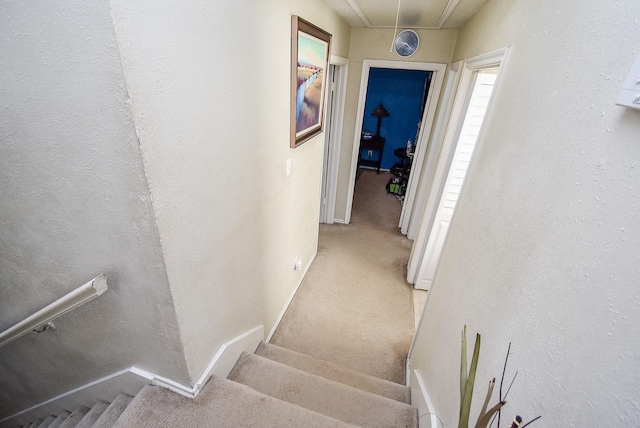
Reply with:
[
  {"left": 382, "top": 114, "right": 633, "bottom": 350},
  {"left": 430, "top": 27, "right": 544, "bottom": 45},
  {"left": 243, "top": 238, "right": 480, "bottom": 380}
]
[{"left": 290, "top": 16, "right": 332, "bottom": 148}]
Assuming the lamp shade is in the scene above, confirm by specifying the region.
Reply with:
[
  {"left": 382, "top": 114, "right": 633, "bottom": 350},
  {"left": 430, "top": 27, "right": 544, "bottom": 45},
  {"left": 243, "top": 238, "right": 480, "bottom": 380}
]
[{"left": 371, "top": 103, "right": 390, "bottom": 117}]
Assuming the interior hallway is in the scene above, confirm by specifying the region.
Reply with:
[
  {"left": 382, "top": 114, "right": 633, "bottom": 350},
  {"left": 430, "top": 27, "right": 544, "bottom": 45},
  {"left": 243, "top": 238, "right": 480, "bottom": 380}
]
[{"left": 271, "top": 169, "right": 418, "bottom": 384}]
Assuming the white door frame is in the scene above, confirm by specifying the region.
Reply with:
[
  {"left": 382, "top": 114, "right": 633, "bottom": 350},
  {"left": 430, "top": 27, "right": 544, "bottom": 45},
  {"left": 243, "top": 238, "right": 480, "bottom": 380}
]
[
  {"left": 402, "top": 61, "right": 462, "bottom": 239},
  {"left": 321, "top": 55, "right": 349, "bottom": 224},
  {"left": 344, "top": 59, "right": 446, "bottom": 225},
  {"left": 407, "top": 47, "right": 510, "bottom": 285}
]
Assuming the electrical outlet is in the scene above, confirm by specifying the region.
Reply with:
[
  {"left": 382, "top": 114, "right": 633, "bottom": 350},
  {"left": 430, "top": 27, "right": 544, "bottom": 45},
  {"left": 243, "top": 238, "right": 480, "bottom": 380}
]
[{"left": 294, "top": 256, "right": 302, "bottom": 271}]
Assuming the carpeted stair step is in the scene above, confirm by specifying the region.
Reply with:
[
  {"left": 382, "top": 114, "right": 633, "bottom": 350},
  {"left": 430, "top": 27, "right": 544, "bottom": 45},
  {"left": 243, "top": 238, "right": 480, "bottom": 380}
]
[
  {"left": 91, "top": 393, "right": 133, "bottom": 428},
  {"left": 45, "top": 411, "right": 70, "bottom": 428},
  {"left": 74, "top": 401, "right": 109, "bottom": 428},
  {"left": 228, "top": 352, "right": 418, "bottom": 428},
  {"left": 256, "top": 342, "right": 411, "bottom": 404},
  {"left": 57, "top": 406, "right": 89, "bottom": 428},
  {"left": 111, "top": 377, "right": 356, "bottom": 428},
  {"left": 36, "top": 416, "right": 56, "bottom": 428}
]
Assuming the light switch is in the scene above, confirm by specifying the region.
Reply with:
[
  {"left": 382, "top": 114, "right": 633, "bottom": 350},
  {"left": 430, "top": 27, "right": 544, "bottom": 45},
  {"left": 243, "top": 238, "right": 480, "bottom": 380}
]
[
  {"left": 616, "top": 52, "right": 640, "bottom": 110},
  {"left": 286, "top": 158, "right": 292, "bottom": 176}
]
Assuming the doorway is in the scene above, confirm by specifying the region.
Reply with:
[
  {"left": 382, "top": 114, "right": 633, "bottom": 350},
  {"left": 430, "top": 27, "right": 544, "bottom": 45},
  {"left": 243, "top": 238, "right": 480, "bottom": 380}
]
[
  {"left": 350, "top": 67, "right": 433, "bottom": 228},
  {"left": 407, "top": 48, "right": 509, "bottom": 290},
  {"left": 320, "top": 56, "right": 348, "bottom": 224},
  {"left": 345, "top": 60, "right": 446, "bottom": 226}
]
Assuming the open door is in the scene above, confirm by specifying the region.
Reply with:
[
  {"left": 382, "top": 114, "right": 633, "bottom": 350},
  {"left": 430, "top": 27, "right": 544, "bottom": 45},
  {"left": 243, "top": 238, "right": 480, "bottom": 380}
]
[
  {"left": 407, "top": 48, "right": 509, "bottom": 290},
  {"left": 320, "top": 56, "right": 348, "bottom": 224},
  {"left": 414, "top": 71, "right": 497, "bottom": 290}
]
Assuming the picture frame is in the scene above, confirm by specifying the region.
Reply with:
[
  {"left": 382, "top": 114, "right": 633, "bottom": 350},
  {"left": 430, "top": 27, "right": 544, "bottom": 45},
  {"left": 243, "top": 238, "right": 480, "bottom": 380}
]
[{"left": 290, "top": 16, "right": 332, "bottom": 148}]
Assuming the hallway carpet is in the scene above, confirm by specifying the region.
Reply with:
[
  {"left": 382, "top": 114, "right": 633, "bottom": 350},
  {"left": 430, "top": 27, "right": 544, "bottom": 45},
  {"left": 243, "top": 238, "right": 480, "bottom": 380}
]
[{"left": 271, "top": 169, "right": 414, "bottom": 384}]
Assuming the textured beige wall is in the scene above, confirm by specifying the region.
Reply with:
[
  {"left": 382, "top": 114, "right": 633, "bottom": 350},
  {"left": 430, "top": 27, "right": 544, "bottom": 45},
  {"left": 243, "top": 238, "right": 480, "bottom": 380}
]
[
  {"left": 110, "top": 0, "right": 350, "bottom": 384},
  {"left": 334, "top": 27, "right": 458, "bottom": 221},
  {"left": 0, "top": 0, "right": 189, "bottom": 417},
  {"left": 410, "top": 0, "right": 640, "bottom": 425}
]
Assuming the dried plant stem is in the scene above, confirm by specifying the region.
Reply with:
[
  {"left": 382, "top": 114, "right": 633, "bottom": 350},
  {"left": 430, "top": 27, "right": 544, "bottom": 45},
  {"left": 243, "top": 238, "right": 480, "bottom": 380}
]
[
  {"left": 520, "top": 416, "right": 542, "bottom": 428},
  {"left": 503, "top": 371, "right": 518, "bottom": 400},
  {"left": 497, "top": 342, "right": 512, "bottom": 428}
]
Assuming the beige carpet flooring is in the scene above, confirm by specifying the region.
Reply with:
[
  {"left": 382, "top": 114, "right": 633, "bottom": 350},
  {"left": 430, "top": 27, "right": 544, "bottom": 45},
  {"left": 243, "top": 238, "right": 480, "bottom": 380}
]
[{"left": 271, "top": 169, "right": 414, "bottom": 384}]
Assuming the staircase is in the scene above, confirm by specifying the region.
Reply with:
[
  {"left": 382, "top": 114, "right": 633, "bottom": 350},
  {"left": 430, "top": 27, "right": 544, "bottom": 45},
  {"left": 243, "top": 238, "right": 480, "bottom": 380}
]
[{"left": 14, "top": 343, "right": 418, "bottom": 427}]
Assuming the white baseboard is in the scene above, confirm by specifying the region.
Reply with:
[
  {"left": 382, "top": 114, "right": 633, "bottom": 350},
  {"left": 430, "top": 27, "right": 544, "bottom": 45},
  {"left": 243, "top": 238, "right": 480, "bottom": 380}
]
[
  {"left": 266, "top": 252, "right": 317, "bottom": 342},
  {"left": 188, "top": 324, "right": 264, "bottom": 395},
  {"left": 0, "top": 368, "right": 150, "bottom": 428},
  {"left": 410, "top": 368, "right": 441, "bottom": 428},
  {"left": 0, "top": 325, "right": 264, "bottom": 427}
]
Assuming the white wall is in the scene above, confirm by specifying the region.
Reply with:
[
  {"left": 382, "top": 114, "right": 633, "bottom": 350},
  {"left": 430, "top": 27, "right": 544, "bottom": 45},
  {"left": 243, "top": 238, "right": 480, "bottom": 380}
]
[
  {"left": 109, "top": 0, "right": 351, "bottom": 384},
  {"left": 334, "top": 27, "right": 458, "bottom": 222},
  {"left": 410, "top": 0, "right": 640, "bottom": 426},
  {"left": 0, "top": 0, "right": 189, "bottom": 417}
]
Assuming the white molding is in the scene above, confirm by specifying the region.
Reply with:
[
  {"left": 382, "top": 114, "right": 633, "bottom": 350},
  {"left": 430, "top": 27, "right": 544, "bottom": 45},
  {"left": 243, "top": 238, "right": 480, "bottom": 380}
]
[
  {"left": 322, "top": 57, "right": 349, "bottom": 224},
  {"left": 329, "top": 55, "right": 348, "bottom": 66},
  {"left": 266, "top": 251, "right": 317, "bottom": 342},
  {"left": 407, "top": 48, "right": 510, "bottom": 287},
  {"left": 191, "top": 325, "right": 264, "bottom": 392},
  {"left": 464, "top": 46, "right": 510, "bottom": 70},
  {"left": 406, "top": 61, "right": 462, "bottom": 281},
  {"left": 345, "top": 0, "right": 372, "bottom": 27},
  {"left": 0, "top": 325, "right": 264, "bottom": 427},
  {"left": 399, "top": 63, "right": 447, "bottom": 234},
  {"left": 410, "top": 368, "right": 441, "bottom": 428},
  {"left": 435, "top": 0, "right": 461, "bottom": 29}
]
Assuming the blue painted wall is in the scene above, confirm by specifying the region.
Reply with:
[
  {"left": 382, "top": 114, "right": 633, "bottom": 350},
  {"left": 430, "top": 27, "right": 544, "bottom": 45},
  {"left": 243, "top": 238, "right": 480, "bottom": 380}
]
[{"left": 361, "top": 68, "right": 432, "bottom": 170}]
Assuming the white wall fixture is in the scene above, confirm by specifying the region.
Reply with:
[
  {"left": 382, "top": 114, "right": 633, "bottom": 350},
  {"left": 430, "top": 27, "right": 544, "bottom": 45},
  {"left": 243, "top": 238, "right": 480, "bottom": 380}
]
[
  {"left": 616, "top": 52, "right": 640, "bottom": 110},
  {"left": 0, "top": 274, "right": 108, "bottom": 348}
]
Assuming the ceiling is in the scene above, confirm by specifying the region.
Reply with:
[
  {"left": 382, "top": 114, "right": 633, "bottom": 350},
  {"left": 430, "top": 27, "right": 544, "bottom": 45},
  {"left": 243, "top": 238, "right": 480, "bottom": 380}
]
[{"left": 322, "top": 0, "right": 488, "bottom": 29}]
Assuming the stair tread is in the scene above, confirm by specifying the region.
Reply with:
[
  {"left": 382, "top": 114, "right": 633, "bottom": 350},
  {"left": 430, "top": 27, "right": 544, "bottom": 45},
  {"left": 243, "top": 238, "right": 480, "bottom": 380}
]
[
  {"left": 258, "top": 342, "right": 411, "bottom": 403},
  {"left": 91, "top": 394, "right": 132, "bottom": 428},
  {"left": 45, "top": 411, "right": 70, "bottom": 428},
  {"left": 57, "top": 406, "right": 89, "bottom": 428},
  {"left": 36, "top": 416, "right": 57, "bottom": 428},
  {"left": 228, "top": 353, "right": 417, "bottom": 428},
  {"left": 74, "top": 400, "right": 110, "bottom": 428},
  {"left": 111, "top": 378, "right": 356, "bottom": 428}
]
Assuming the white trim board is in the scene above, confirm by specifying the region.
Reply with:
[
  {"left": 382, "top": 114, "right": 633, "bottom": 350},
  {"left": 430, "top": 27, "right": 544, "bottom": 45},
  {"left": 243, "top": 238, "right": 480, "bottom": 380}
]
[
  {"left": 321, "top": 56, "right": 349, "bottom": 224},
  {"left": 0, "top": 325, "right": 264, "bottom": 427},
  {"left": 410, "top": 368, "right": 442, "bottom": 428},
  {"left": 406, "top": 47, "right": 510, "bottom": 286},
  {"left": 266, "top": 251, "right": 317, "bottom": 342}
]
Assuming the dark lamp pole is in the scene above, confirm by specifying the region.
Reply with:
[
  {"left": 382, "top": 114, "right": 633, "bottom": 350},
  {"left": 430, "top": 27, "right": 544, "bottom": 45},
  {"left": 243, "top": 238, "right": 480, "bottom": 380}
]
[{"left": 371, "top": 103, "right": 390, "bottom": 136}]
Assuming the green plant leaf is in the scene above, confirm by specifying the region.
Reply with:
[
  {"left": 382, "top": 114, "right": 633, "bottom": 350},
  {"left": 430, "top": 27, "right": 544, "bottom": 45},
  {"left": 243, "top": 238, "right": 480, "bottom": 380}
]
[
  {"left": 460, "top": 325, "right": 468, "bottom": 406},
  {"left": 459, "top": 333, "right": 481, "bottom": 428},
  {"left": 474, "top": 400, "right": 506, "bottom": 428}
]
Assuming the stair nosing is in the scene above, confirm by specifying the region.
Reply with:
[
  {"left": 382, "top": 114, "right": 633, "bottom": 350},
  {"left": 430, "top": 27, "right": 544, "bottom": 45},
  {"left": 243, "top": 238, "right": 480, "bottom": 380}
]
[
  {"left": 228, "top": 352, "right": 417, "bottom": 428},
  {"left": 258, "top": 342, "right": 411, "bottom": 403}
]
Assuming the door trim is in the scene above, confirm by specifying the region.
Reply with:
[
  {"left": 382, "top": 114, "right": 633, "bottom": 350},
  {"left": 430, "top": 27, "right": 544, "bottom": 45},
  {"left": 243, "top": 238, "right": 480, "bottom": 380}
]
[
  {"left": 407, "top": 47, "right": 510, "bottom": 285},
  {"left": 344, "top": 59, "right": 446, "bottom": 225},
  {"left": 407, "top": 46, "right": 510, "bottom": 359},
  {"left": 403, "top": 61, "right": 462, "bottom": 240},
  {"left": 321, "top": 55, "right": 349, "bottom": 224}
]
